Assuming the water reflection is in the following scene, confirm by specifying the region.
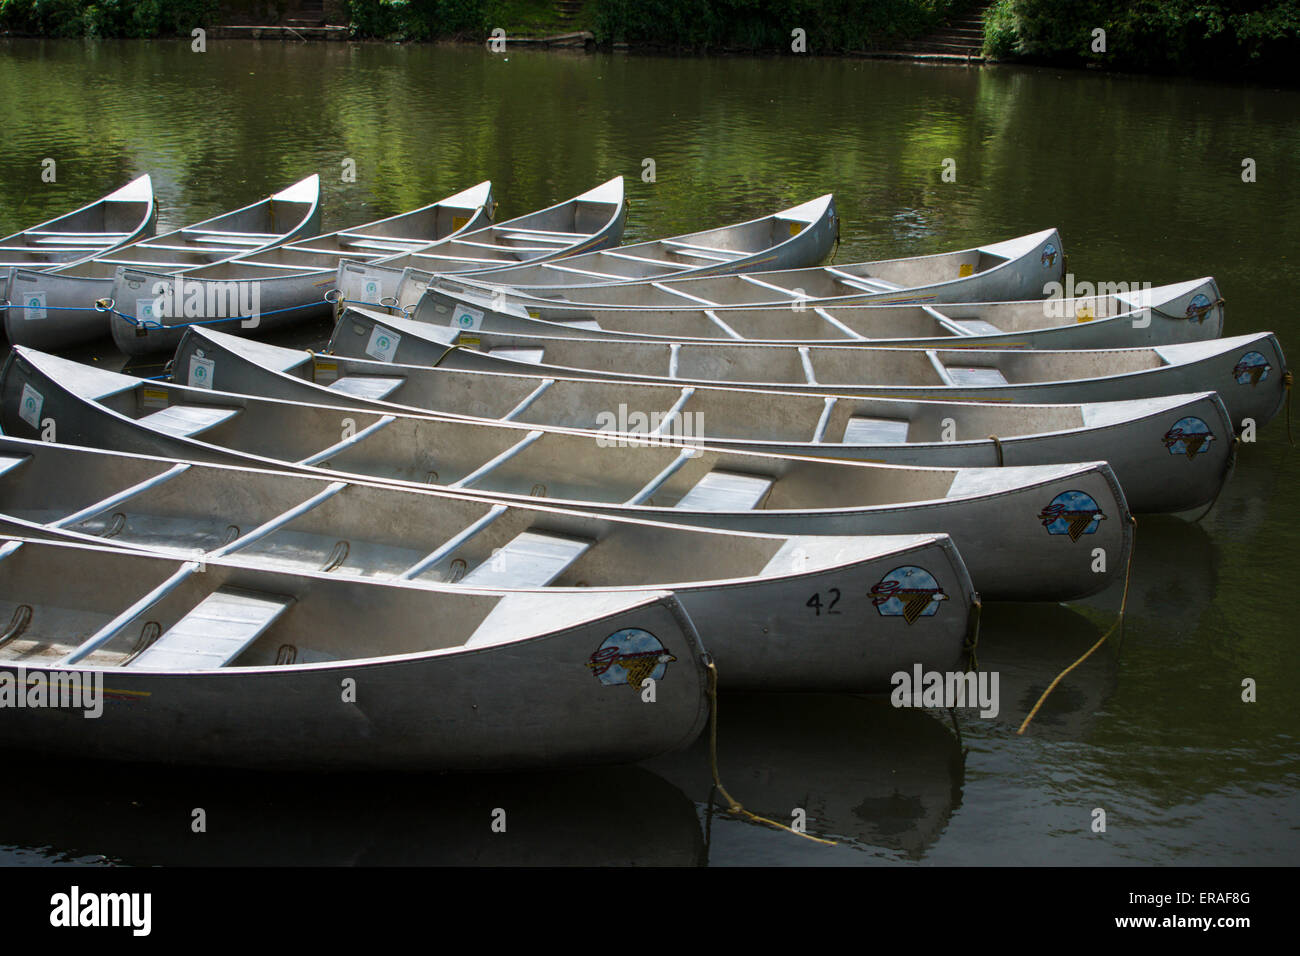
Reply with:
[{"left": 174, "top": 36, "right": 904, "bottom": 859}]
[
  {"left": 0, "top": 761, "right": 704, "bottom": 866},
  {"left": 649, "top": 695, "right": 964, "bottom": 860}
]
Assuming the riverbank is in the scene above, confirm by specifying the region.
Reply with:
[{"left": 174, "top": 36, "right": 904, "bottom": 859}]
[{"left": 2, "top": 0, "right": 1296, "bottom": 83}]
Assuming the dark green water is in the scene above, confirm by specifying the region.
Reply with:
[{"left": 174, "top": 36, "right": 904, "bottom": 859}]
[{"left": 0, "top": 38, "right": 1296, "bottom": 866}]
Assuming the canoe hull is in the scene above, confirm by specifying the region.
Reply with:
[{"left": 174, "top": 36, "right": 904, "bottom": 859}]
[
  {"left": 336, "top": 311, "right": 1288, "bottom": 435},
  {"left": 0, "top": 544, "right": 710, "bottom": 772},
  {"left": 3, "top": 269, "right": 112, "bottom": 350},
  {"left": 2, "top": 176, "right": 322, "bottom": 350},
  {"left": 174, "top": 327, "right": 1234, "bottom": 515},
  {"left": 414, "top": 277, "right": 1227, "bottom": 350},
  {"left": 673, "top": 534, "right": 975, "bottom": 690},
  {"left": 0, "top": 350, "right": 1135, "bottom": 602},
  {"left": 107, "top": 267, "right": 340, "bottom": 356}
]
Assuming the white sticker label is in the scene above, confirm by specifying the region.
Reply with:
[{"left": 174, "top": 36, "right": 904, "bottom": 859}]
[
  {"left": 22, "top": 291, "right": 46, "bottom": 321},
  {"left": 365, "top": 326, "right": 400, "bottom": 363},
  {"left": 18, "top": 384, "right": 43, "bottom": 428},
  {"left": 363, "top": 279, "right": 380, "bottom": 302},
  {"left": 189, "top": 356, "right": 215, "bottom": 389},
  {"left": 136, "top": 297, "right": 157, "bottom": 326},
  {"left": 450, "top": 302, "right": 484, "bottom": 331}
]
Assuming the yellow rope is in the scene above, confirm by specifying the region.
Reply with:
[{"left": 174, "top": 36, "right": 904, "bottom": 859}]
[
  {"left": 705, "top": 661, "right": 836, "bottom": 845},
  {"left": 1017, "top": 515, "right": 1136, "bottom": 735},
  {"left": 432, "top": 343, "right": 470, "bottom": 368},
  {"left": 986, "top": 434, "right": 1004, "bottom": 467}
]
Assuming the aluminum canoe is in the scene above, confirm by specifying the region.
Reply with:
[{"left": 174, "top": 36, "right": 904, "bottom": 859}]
[
  {"left": 0, "top": 174, "right": 156, "bottom": 273},
  {"left": 177, "top": 326, "right": 1235, "bottom": 514},
  {"left": 414, "top": 276, "right": 1226, "bottom": 350},
  {"left": 0, "top": 534, "right": 708, "bottom": 771},
  {"left": 414, "top": 227, "right": 1064, "bottom": 313},
  {"left": 0, "top": 348, "right": 1135, "bottom": 602},
  {"left": 428, "top": 193, "right": 838, "bottom": 290},
  {"left": 332, "top": 308, "right": 1287, "bottom": 431},
  {"left": 106, "top": 181, "right": 494, "bottom": 357},
  {"left": 4, "top": 175, "right": 322, "bottom": 351},
  {"left": 332, "top": 177, "right": 628, "bottom": 310},
  {"left": 0, "top": 436, "right": 976, "bottom": 692}
]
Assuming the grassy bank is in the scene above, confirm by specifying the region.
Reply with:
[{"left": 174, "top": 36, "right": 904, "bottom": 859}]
[{"left": 983, "top": 0, "right": 1300, "bottom": 82}]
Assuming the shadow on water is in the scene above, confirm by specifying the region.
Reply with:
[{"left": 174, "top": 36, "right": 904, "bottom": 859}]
[
  {"left": 647, "top": 694, "right": 964, "bottom": 860},
  {"left": 0, "top": 760, "right": 704, "bottom": 866}
]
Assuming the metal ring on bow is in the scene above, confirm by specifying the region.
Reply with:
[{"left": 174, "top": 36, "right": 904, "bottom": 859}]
[{"left": 94, "top": 297, "right": 115, "bottom": 313}]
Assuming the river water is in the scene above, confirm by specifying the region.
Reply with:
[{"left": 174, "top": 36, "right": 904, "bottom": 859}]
[{"left": 0, "top": 39, "right": 1296, "bottom": 866}]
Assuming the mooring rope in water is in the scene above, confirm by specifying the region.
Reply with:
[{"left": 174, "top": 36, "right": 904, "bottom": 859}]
[
  {"left": 705, "top": 660, "right": 836, "bottom": 846},
  {"left": 964, "top": 595, "right": 983, "bottom": 673},
  {"left": 1192, "top": 435, "right": 1240, "bottom": 524},
  {"left": 1017, "top": 514, "right": 1136, "bottom": 735}
]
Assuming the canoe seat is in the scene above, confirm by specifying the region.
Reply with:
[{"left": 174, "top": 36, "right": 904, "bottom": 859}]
[
  {"left": 124, "top": 587, "right": 294, "bottom": 670},
  {"left": 487, "top": 348, "right": 546, "bottom": 364},
  {"left": 30, "top": 236, "right": 122, "bottom": 246},
  {"left": 326, "top": 375, "right": 406, "bottom": 401},
  {"left": 458, "top": 531, "right": 593, "bottom": 588},
  {"left": 826, "top": 269, "right": 902, "bottom": 294},
  {"left": 944, "top": 366, "right": 1010, "bottom": 386},
  {"left": 181, "top": 228, "right": 281, "bottom": 240},
  {"left": 675, "top": 471, "right": 772, "bottom": 511},
  {"left": 496, "top": 227, "right": 591, "bottom": 239},
  {"left": 842, "top": 416, "right": 909, "bottom": 444},
  {"left": 27, "top": 230, "right": 130, "bottom": 239},
  {"left": 948, "top": 319, "right": 1004, "bottom": 337},
  {"left": 498, "top": 232, "right": 580, "bottom": 245},
  {"left": 137, "top": 404, "right": 243, "bottom": 438},
  {"left": 0, "top": 454, "right": 31, "bottom": 479}
]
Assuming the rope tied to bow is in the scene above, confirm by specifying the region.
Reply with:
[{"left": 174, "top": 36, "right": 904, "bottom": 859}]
[
  {"left": 706, "top": 661, "right": 836, "bottom": 845},
  {"left": 1017, "top": 514, "right": 1136, "bottom": 735}
]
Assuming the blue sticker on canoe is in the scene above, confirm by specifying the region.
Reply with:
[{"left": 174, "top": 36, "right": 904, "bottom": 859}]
[
  {"left": 1039, "top": 490, "right": 1106, "bottom": 542},
  {"left": 1233, "top": 351, "right": 1271, "bottom": 386},
  {"left": 1185, "top": 293, "right": 1214, "bottom": 323},
  {"left": 1041, "top": 243, "right": 1058, "bottom": 268},
  {"left": 1163, "top": 416, "right": 1215, "bottom": 459},
  {"left": 869, "top": 566, "right": 947, "bottom": 624},
  {"left": 587, "top": 628, "right": 675, "bottom": 690}
]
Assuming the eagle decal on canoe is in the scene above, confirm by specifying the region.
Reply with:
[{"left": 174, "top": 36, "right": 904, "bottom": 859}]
[
  {"left": 1163, "top": 416, "right": 1215, "bottom": 459},
  {"left": 869, "top": 566, "right": 947, "bottom": 624},
  {"left": 1233, "top": 351, "right": 1271, "bottom": 386},
  {"left": 1184, "top": 293, "right": 1215, "bottom": 323},
  {"left": 587, "top": 628, "right": 676, "bottom": 690},
  {"left": 1039, "top": 490, "right": 1106, "bottom": 542}
]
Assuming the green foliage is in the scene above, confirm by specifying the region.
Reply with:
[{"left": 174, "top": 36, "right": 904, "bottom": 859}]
[
  {"left": 0, "top": 0, "right": 218, "bottom": 36},
  {"left": 589, "top": 0, "right": 961, "bottom": 52},
  {"left": 342, "top": 0, "right": 487, "bottom": 39},
  {"left": 981, "top": 0, "right": 1019, "bottom": 58},
  {"left": 981, "top": 0, "right": 1300, "bottom": 79}
]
